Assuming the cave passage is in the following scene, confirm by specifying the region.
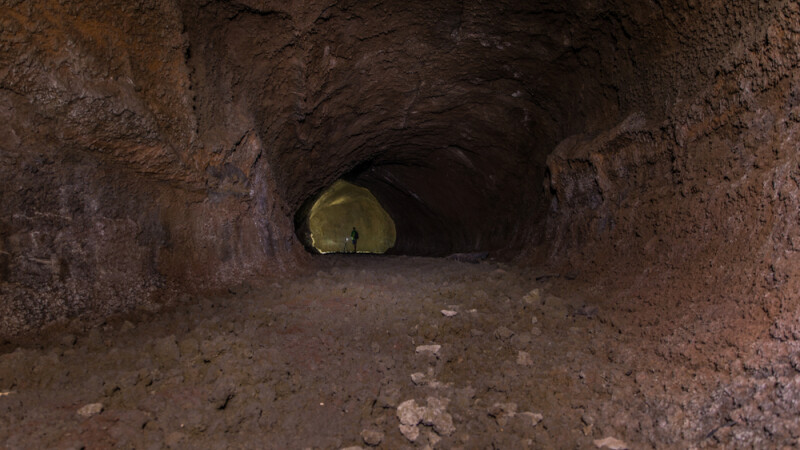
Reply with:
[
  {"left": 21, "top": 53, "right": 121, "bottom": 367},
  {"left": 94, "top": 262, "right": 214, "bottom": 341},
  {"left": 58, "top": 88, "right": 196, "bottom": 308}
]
[
  {"left": 297, "top": 180, "right": 396, "bottom": 254},
  {"left": 4, "top": 0, "right": 800, "bottom": 446}
]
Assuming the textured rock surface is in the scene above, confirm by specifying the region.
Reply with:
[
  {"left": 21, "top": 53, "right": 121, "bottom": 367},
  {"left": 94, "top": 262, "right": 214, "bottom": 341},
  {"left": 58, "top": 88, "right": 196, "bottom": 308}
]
[
  {"left": 3, "top": 255, "right": 800, "bottom": 448},
  {"left": 2, "top": 8, "right": 800, "bottom": 443}
]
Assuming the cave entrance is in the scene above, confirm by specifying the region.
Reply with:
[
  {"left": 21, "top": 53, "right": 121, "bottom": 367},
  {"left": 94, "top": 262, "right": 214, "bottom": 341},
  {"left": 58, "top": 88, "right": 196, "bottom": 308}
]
[{"left": 296, "top": 180, "right": 396, "bottom": 254}]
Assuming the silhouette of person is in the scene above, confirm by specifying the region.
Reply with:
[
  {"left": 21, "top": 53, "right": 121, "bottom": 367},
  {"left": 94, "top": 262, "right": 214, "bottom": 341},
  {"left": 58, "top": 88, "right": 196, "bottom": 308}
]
[{"left": 350, "top": 227, "right": 359, "bottom": 253}]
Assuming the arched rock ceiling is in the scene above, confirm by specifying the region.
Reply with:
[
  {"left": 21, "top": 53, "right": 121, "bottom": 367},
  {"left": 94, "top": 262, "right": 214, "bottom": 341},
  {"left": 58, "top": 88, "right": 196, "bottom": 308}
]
[
  {"left": 2, "top": 0, "right": 794, "bottom": 335},
  {"left": 181, "top": 0, "right": 637, "bottom": 254},
  {"left": 179, "top": 0, "right": 778, "bottom": 254}
]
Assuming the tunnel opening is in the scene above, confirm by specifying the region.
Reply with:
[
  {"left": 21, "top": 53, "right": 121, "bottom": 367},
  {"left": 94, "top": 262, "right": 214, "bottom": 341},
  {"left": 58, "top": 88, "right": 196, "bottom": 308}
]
[
  {"left": 5, "top": 0, "right": 800, "bottom": 447},
  {"left": 294, "top": 180, "right": 396, "bottom": 255}
]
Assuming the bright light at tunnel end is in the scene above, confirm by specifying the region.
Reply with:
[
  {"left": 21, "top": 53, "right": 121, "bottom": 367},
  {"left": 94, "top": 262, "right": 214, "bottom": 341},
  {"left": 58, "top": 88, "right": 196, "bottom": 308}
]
[{"left": 302, "top": 180, "right": 396, "bottom": 254}]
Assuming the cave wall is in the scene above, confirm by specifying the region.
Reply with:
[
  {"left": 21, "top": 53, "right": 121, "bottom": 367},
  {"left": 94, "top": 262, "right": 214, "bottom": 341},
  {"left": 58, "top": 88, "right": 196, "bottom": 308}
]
[
  {"left": 543, "top": 0, "right": 800, "bottom": 316},
  {"left": 3, "top": 0, "right": 800, "bottom": 337},
  {"left": 0, "top": 0, "right": 303, "bottom": 337}
]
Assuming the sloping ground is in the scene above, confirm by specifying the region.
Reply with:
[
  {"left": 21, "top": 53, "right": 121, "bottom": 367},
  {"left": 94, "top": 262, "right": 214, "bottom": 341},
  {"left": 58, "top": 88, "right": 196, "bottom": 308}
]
[{"left": 1, "top": 256, "right": 797, "bottom": 448}]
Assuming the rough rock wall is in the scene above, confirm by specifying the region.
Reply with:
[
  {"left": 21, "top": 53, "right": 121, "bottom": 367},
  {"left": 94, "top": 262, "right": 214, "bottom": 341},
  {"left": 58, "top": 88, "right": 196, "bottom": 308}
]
[
  {"left": 0, "top": 0, "right": 302, "bottom": 337},
  {"left": 5, "top": 0, "right": 800, "bottom": 337},
  {"left": 544, "top": 0, "right": 800, "bottom": 314}
]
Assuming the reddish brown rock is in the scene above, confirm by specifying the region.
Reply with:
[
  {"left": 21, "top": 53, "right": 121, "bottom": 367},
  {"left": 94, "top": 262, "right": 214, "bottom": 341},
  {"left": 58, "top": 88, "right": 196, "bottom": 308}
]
[{"left": 1, "top": 0, "right": 800, "bottom": 360}]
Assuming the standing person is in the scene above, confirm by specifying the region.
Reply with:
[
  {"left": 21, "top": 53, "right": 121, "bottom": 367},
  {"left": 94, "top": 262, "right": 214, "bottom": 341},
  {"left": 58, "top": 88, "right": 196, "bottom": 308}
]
[{"left": 350, "top": 227, "right": 359, "bottom": 253}]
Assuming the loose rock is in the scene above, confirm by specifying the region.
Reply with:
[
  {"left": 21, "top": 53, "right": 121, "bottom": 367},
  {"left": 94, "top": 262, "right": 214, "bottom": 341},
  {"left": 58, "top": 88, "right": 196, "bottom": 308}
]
[
  {"left": 422, "top": 396, "right": 455, "bottom": 436},
  {"left": 523, "top": 289, "right": 541, "bottom": 304},
  {"left": 411, "top": 372, "right": 427, "bottom": 385},
  {"left": 397, "top": 399, "right": 425, "bottom": 426},
  {"left": 77, "top": 403, "right": 103, "bottom": 418},
  {"left": 415, "top": 344, "right": 442, "bottom": 356},
  {"left": 519, "top": 412, "right": 543, "bottom": 427},
  {"left": 399, "top": 424, "right": 420, "bottom": 442},
  {"left": 594, "top": 436, "right": 628, "bottom": 449},
  {"left": 495, "top": 326, "right": 515, "bottom": 340},
  {"left": 488, "top": 402, "right": 518, "bottom": 426},
  {"left": 516, "top": 350, "right": 534, "bottom": 366},
  {"left": 360, "top": 429, "right": 384, "bottom": 446}
]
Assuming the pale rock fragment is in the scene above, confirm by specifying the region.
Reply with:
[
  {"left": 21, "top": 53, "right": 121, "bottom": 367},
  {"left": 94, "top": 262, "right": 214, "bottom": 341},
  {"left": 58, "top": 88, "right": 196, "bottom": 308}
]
[
  {"left": 397, "top": 399, "right": 425, "bottom": 425},
  {"left": 411, "top": 372, "right": 427, "bottom": 385},
  {"left": 488, "top": 402, "right": 517, "bottom": 426},
  {"left": 397, "top": 397, "right": 456, "bottom": 439},
  {"left": 422, "top": 396, "right": 455, "bottom": 436},
  {"left": 415, "top": 344, "right": 442, "bottom": 356},
  {"left": 594, "top": 436, "right": 628, "bottom": 449},
  {"left": 517, "top": 350, "right": 534, "bottom": 366},
  {"left": 399, "top": 424, "right": 420, "bottom": 442},
  {"left": 77, "top": 402, "right": 103, "bottom": 418},
  {"left": 494, "top": 326, "right": 514, "bottom": 340},
  {"left": 523, "top": 288, "right": 541, "bottom": 304},
  {"left": 519, "top": 412, "right": 543, "bottom": 427},
  {"left": 360, "top": 429, "right": 384, "bottom": 446},
  {"left": 441, "top": 310, "right": 458, "bottom": 317}
]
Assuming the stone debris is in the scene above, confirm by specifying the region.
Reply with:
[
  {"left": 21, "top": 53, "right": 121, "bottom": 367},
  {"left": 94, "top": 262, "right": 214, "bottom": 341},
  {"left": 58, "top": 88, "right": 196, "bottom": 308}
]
[
  {"left": 398, "top": 399, "right": 426, "bottom": 426},
  {"left": 519, "top": 412, "right": 543, "bottom": 427},
  {"left": 410, "top": 370, "right": 451, "bottom": 388},
  {"left": 360, "top": 429, "right": 384, "bottom": 446},
  {"left": 411, "top": 372, "right": 427, "bottom": 385},
  {"left": 341, "top": 447, "right": 364, "bottom": 450},
  {"left": 488, "top": 402, "right": 518, "bottom": 426},
  {"left": 426, "top": 429, "right": 442, "bottom": 446},
  {"left": 494, "top": 326, "right": 515, "bottom": 340},
  {"left": 416, "top": 344, "right": 442, "bottom": 356},
  {"left": 594, "top": 436, "right": 628, "bottom": 449},
  {"left": 441, "top": 309, "right": 458, "bottom": 317},
  {"left": 399, "top": 424, "right": 420, "bottom": 442},
  {"left": 516, "top": 350, "right": 534, "bottom": 366},
  {"left": 397, "top": 397, "right": 456, "bottom": 442},
  {"left": 77, "top": 403, "right": 104, "bottom": 418},
  {"left": 421, "top": 396, "right": 455, "bottom": 436},
  {"left": 523, "top": 289, "right": 541, "bottom": 304}
]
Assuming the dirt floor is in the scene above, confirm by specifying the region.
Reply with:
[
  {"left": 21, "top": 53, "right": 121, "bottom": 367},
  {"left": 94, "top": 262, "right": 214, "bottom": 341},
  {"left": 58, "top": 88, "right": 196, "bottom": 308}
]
[{"left": 0, "top": 255, "right": 797, "bottom": 449}]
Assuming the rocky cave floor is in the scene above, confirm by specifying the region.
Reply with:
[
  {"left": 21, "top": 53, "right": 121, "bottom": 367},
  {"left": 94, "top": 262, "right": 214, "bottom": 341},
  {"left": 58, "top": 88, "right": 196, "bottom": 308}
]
[{"left": 1, "top": 256, "right": 799, "bottom": 449}]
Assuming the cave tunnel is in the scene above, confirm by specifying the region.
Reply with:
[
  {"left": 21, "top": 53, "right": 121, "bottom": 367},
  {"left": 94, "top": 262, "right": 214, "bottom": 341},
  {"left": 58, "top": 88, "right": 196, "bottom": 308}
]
[
  {"left": 3, "top": 0, "right": 800, "bottom": 447},
  {"left": 296, "top": 179, "right": 396, "bottom": 254}
]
